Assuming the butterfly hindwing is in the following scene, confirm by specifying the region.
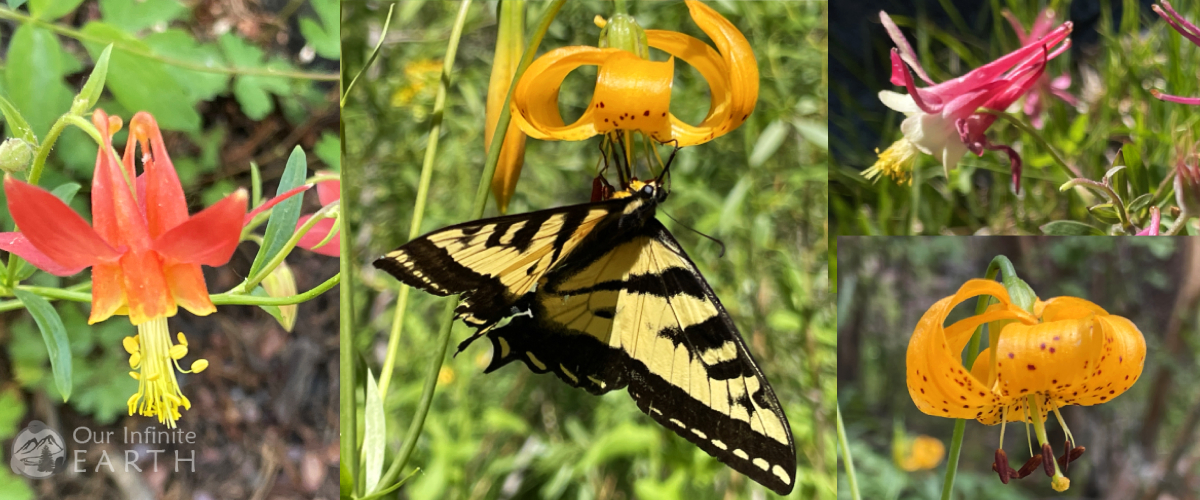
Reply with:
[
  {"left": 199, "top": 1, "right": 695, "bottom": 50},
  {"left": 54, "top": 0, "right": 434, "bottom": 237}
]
[
  {"left": 480, "top": 219, "right": 797, "bottom": 495},
  {"left": 373, "top": 198, "right": 630, "bottom": 327}
]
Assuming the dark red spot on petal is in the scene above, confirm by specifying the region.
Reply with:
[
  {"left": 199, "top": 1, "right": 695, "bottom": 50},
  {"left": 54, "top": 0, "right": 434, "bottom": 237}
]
[
  {"left": 1028, "top": 364, "right": 1036, "bottom": 370},
  {"left": 1008, "top": 353, "right": 1015, "bottom": 359}
]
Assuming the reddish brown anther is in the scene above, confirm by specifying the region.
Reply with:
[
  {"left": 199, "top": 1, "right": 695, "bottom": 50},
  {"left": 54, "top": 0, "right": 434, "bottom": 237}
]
[
  {"left": 1042, "top": 443, "right": 1055, "bottom": 476},
  {"left": 1056, "top": 443, "right": 1086, "bottom": 472},
  {"left": 1015, "top": 454, "right": 1043, "bottom": 479},
  {"left": 993, "top": 449, "right": 1011, "bottom": 484}
]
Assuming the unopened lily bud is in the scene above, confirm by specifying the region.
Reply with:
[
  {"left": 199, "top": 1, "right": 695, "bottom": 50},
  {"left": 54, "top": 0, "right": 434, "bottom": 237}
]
[
  {"left": 262, "top": 262, "right": 298, "bottom": 332},
  {"left": 599, "top": 13, "right": 649, "bottom": 58}
]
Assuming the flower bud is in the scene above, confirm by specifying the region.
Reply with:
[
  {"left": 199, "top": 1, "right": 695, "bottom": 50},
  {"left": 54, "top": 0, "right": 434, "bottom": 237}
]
[
  {"left": 0, "top": 138, "right": 33, "bottom": 173},
  {"left": 262, "top": 262, "right": 298, "bottom": 332},
  {"left": 599, "top": 13, "right": 649, "bottom": 58}
]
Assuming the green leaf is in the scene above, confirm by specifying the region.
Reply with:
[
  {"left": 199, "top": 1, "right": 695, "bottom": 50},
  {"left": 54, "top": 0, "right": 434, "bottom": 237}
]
[
  {"left": 1088, "top": 203, "right": 1123, "bottom": 225},
  {"left": 1128, "top": 193, "right": 1154, "bottom": 215},
  {"left": 28, "top": 0, "right": 84, "bottom": 19},
  {"left": 79, "top": 22, "right": 201, "bottom": 131},
  {"left": 219, "top": 34, "right": 293, "bottom": 120},
  {"left": 0, "top": 94, "right": 37, "bottom": 144},
  {"left": 315, "top": 133, "right": 340, "bottom": 172},
  {"left": 363, "top": 368, "right": 385, "bottom": 492},
  {"left": 248, "top": 147, "right": 307, "bottom": 278},
  {"left": 299, "top": 0, "right": 340, "bottom": 59},
  {"left": 250, "top": 285, "right": 285, "bottom": 326},
  {"left": 0, "top": 388, "right": 28, "bottom": 441},
  {"left": 749, "top": 119, "right": 788, "bottom": 168},
  {"left": 5, "top": 25, "right": 73, "bottom": 138},
  {"left": 7, "top": 0, "right": 29, "bottom": 10},
  {"left": 1121, "top": 142, "right": 1149, "bottom": 197},
  {"left": 0, "top": 469, "right": 34, "bottom": 500},
  {"left": 1040, "top": 220, "right": 1105, "bottom": 236},
  {"left": 12, "top": 289, "right": 73, "bottom": 402},
  {"left": 75, "top": 44, "right": 113, "bottom": 114},
  {"left": 98, "top": 0, "right": 187, "bottom": 32},
  {"left": 143, "top": 29, "right": 230, "bottom": 102}
]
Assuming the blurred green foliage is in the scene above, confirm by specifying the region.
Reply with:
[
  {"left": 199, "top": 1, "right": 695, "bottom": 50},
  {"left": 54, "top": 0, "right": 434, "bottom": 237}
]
[
  {"left": 343, "top": 1, "right": 831, "bottom": 498},
  {"left": 830, "top": 0, "right": 1200, "bottom": 235},
  {"left": 837, "top": 237, "right": 1200, "bottom": 498}
]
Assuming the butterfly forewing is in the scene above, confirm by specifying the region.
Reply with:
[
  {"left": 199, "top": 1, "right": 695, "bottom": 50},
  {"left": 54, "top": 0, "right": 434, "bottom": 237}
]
[{"left": 373, "top": 199, "right": 628, "bottom": 327}]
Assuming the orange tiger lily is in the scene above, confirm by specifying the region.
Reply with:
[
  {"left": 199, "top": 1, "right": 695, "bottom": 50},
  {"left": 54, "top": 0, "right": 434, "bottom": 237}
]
[{"left": 907, "top": 279, "right": 1145, "bottom": 491}]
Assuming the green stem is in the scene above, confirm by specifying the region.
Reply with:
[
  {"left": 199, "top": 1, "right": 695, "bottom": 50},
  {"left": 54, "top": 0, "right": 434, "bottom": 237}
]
[
  {"left": 242, "top": 201, "right": 339, "bottom": 292},
  {"left": 836, "top": 404, "right": 861, "bottom": 500},
  {"left": 1166, "top": 209, "right": 1192, "bottom": 235},
  {"left": 980, "top": 109, "right": 1079, "bottom": 180},
  {"left": 211, "top": 273, "right": 339, "bottom": 306},
  {"left": 0, "top": 8, "right": 338, "bottom": 81},
  {"left": 342, "top": 4, "right": 396, "bottom": 108},
  {"left": 373, "top": 0, "right": 567, "bottom": 494},
  {"left": 339, "top": 74, "right": 357, "bottom": 498}
]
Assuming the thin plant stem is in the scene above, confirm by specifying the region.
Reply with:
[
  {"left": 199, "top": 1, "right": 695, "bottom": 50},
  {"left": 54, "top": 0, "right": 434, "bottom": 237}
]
[
  {"left": 980, "top": 108, "right": 1080, "bottom": 179},
  {"left": 210, "top": 273, "right": 340, "bottom": 306},
  {"left": 342, "top": 3, "right": 396, "bottom": 108},
  {"left": 375, "top": 0, "right": 567, "bottom": 494},
  {"left": 339, "top": 66, "right": 358, "bottom": 499},
  {"left": 0, "top": 8, "right": 338, "bottom": 81},
  {"left": 837, "top": 403, "right": 861, "bottom": 500}
]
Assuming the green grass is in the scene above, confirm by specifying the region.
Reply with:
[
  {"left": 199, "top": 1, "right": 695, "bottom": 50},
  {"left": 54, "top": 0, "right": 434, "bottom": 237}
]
[{"left": 342, "top": 1, "right": 832, "bottom": 498}]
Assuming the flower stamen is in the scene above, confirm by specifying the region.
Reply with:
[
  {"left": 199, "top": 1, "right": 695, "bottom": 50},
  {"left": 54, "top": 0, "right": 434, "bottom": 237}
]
[{"left": 124, "top": 318, "right": 208, "bottom": 428}]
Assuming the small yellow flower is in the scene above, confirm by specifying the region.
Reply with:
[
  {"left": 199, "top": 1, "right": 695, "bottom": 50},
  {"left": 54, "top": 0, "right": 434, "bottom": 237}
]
[
  {"left": 437, "top": 366, "right": 456, "bottom": 386},
  {"left": 391, "top": 59, "right": 444, "bottom": 120},
  {"left": 510, "top": 0, "right": 758, "bottom": 146},
  {"left": 124, "top": 319, "right": 209, "bottom": 428},
  {"left": 893, "top": 434, "right": 945, "bottom": 472}
]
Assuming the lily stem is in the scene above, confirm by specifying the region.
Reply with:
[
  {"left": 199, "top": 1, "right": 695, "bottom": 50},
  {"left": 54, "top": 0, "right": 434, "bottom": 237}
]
[{"left": 837, "top": 403, "right": 861, "bottom": 500}]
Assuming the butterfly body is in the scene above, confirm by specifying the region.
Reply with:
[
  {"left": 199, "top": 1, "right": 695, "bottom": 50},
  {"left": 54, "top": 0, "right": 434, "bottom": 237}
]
[{"left": 374, "top": 180, "right": 796, "bottom": 494}]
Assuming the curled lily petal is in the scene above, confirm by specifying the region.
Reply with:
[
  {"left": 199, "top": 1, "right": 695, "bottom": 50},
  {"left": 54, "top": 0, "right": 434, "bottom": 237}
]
[{"left": 511, "top": 46, "right": 613, "bottom": 141}]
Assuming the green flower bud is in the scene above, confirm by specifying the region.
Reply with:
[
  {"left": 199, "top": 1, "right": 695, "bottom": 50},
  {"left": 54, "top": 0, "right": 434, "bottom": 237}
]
[
  {"left": 0, "top": 138, "right": 33, "bottom": 173},
  {"left": 599, "top": 13, "right": 649, "bottom": 58}
]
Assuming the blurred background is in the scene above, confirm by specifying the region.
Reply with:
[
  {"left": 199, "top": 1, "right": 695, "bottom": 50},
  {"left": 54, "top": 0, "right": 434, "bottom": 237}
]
[
  {"left": 0, "top": 0, "right": 340, "bottom": 497},
  {"left": 342, "top": 1, "right": 832, "bottom": 498},
  {"left": 836, "top": 236, "right": 1200, "bottom": 499},
  {"left": 829, "top": 0, "right": 1198, "bottom": 235}
]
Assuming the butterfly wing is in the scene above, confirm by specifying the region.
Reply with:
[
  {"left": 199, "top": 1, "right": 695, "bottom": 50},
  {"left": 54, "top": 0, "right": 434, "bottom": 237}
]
[
  {"left": 481, "top": 219, "right": 797, "bottom": 494},
  {"left": 373, "top": 198, "right": 631, "bottom": 328}
]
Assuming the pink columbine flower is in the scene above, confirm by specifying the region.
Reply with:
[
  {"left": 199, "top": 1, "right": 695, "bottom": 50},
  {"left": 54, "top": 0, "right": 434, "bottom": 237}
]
[
  {"left": 1003, "top": 8, "right": 1079, "bottom": 128},
  {"left": 1152, "top": 1, "right": 1200, "bottom": 105},
  {"left": 865, "top": 11, "right": 1072, "bottom": 193}
]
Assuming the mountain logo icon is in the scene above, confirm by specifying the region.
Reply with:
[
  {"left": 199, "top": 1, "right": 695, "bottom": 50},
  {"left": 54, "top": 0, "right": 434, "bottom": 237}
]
[{"left": 9, "top": 420, "right": 65, "bottom": 479}]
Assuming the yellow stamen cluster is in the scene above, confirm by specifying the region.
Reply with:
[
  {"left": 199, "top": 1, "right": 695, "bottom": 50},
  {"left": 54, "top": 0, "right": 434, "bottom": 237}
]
[
  {"left": 124, "top": 317, "right": 208, "bottom": 428},
  {"left": 864, "top": 138, "right": 918, "bottom": 184}
]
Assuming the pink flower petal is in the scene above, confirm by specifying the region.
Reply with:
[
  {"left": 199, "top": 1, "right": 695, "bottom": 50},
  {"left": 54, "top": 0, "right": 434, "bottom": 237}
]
[
  {"left": 295, "top": 215, "right": 339, "bottom": 257},
  {"left": 316, "top": 177, "right": 340, "bottom": 206}
]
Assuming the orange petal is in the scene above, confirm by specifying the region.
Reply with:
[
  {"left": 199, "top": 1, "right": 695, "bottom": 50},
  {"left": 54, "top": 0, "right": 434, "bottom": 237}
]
[
  {"left": 120, "top": 250, "right": 175, "bottom": 324},
  {"left": 591, "top": 52, "right": 674, "bottom": 141},
  {"left": 92, "top": 113, "right": 152, "bottom": 251},
  {"left": 162, "top": 262, "right": 216, "bottom": 317},
  {"left": 1039, "top": 296, "right": 1109, "bottom": 322},
  {"left": 1062, "top": 315, "right": 1145, "bottom": 406},
  {"left": 89, "top": 261, "right": 127, "bottom": 324},
  {"left": 511, "top": 46, "right": 616, "bottom": 141},
  {"left": 989, "top": 318, "right": 1100, "bottom": 401},
  {"left": 0, "top": 232, "right": 89, "bottom": 276},
  {"left": 3, "top": 176, "right": 121, "bottom": 269},
  {"left": 155, "top": 189, "right": 247, "bottom": 266}
]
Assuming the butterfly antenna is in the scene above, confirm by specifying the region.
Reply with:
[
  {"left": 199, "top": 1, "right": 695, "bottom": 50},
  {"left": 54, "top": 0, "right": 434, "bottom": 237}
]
[
  {"left": 656, "top": 141, "right": 681, "bottom": 186},
  {"left": 662, "top": 210, "right": 726, "bottom": 258}
]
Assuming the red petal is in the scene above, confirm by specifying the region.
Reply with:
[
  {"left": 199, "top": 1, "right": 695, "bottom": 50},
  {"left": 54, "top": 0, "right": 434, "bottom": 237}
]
[
  {"left": 295, "top": 215, "right": 339, "bottom": 257},
  {"left": 0, "top": 232, "right": 88, "bottom": 276},
  {"left": 315, "top": 175, "right": 340, "bottom": 205},
  {"left": 4, "top": 177, "right": 121, "bottom": 270},
  {"left": 155, "top": 189, "right": 248, "bottom": 266},
  {"left": 131, "top": 113, "right": 189, "bottom": 238},
  {"left": 243, "top": 184, "right": 311, "bottom": 226},
  {"left": 163, "top": 262, "right": 216, "bottom": 316}
]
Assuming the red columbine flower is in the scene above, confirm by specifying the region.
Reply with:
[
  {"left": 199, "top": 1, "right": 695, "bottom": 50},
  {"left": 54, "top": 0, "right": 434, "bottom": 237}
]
[
  {"left": 295, "top": 173, "right": 339, "bottom": 256},
  {"left": 1152, "top": 1, "right": 1200, "bottom": 105},
  {"left": 0, "top": 110, "right": 247, "bottom": 428},
  {"left": 1003, "top": 8, "right": 1078, "bottom": 128},
  {"left": 865, "top": 11, "right": 1072, "bottom": 193}
]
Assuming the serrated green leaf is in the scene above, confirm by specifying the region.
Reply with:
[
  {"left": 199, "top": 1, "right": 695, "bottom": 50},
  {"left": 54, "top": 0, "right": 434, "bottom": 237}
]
[
  {"left": 248, "top": 147, "right": 307, "bottom": 278},
  {"left": 0, "top": 94, "right": 37, "bottom": 144},
  {"left": 363, "top": 368, "right": 385, "bottom": 492},
  {"left": 79, "top": 22, "right": 201, "bottom": 131},
  {"left": 75, "top": 44, "right": 113, "bottom": 113},
  {"left": 98, "top": 0, "right": 187, "bottom": 32},
  {"left": 28, "top": 0, "right": 84, "bottom": 19},
  {"left": 12, "top": 289, "right": 72, "bottom": 402},
  {"left": 5, "top": 25, "right": 72, "bottom": 138},
  {"left": 299, "top": 0, "right": 340, "bottom": 60},
  {"left": 1040, "top": 220, "right": 1105, "bottom": 236},
  {"left": 143, "top": 29, "right": 230, "bottom": 102}
]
